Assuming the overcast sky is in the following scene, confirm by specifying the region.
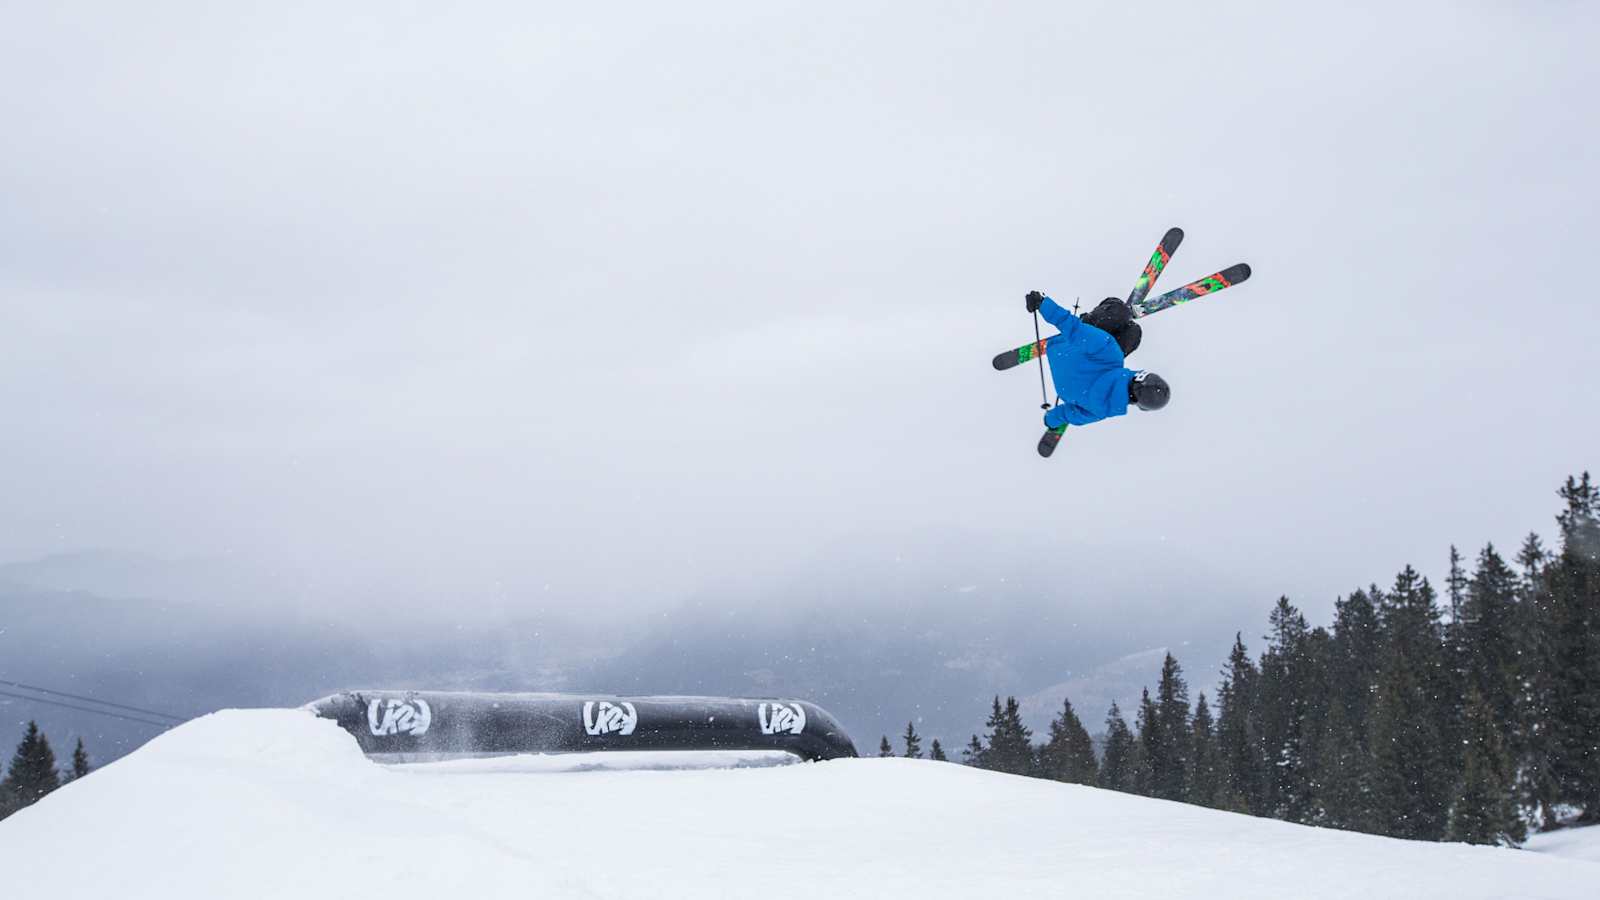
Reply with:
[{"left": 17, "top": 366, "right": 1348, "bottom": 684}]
[{"left": 2, "top": 2, "right": 1596, "bottom": 632}]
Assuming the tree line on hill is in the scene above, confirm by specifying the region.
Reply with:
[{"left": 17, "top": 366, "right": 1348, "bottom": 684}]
[
  {"left": 0, "top": 721, "right": 92, "bottom": 822},
  {"left": 878, "top": 472, "right": 1600, "bottom": 846}
]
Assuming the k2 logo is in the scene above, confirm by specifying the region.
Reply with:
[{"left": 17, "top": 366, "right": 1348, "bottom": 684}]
[
  {"left": 758, "top": 702, "right": 806, "bottom": 736},
  {"left": 582, "top": 701, "right": 638, "bottom": 736},
  {"left": 367, "top": 698, "right": 432, "bottom": 737}
]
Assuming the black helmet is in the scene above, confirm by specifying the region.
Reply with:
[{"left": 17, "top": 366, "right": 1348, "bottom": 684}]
[{"left": 1130, "top": 371, "right": 1169, "bottom": 411}]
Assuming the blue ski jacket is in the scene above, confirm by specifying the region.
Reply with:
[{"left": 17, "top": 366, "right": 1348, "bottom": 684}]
[{"left": 1037, "top": 296, "right": 1136, "bottom": 429}]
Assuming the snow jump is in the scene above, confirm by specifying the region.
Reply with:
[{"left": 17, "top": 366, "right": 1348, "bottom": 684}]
[{"left": 308, "top": 691, "right": 859, "bottom": 762}]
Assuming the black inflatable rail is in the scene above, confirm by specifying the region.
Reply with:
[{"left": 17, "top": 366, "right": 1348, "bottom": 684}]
[{"left": 306, "top": 690, "right": 858, "bottom": 762}]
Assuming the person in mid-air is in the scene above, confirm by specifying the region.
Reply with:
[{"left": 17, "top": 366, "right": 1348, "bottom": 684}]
[{"left": 1025, "top": 290, "right": 1170, "bottom": 430}]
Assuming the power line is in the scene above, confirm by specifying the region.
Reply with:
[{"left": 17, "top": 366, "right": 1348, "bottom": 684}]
[
  {"left": 0, "top": 689, "right": 176, "bottom": 729},
  {"left": 0, "top": 679, "right": 187, "bottom": 723}
]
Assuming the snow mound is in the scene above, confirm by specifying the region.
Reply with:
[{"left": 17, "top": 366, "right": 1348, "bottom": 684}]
[{"left": 1, "top": 709, "right": 1589, "bottom": 899}]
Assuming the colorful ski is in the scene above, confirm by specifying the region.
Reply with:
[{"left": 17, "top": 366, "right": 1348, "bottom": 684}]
[
  {"left": 1132, "top": 263, "right": 1252, "bottom": 318},
  {"left": 994, "top": 262, "right": 1251, "bottom": 365},
  {"left": 992, "top": 337, "right": 1050, "bottom": 372},
  {"left": 1037, "top": 424, "right": 1068, "bottom": 458},
  {"left": 1127, "top": 227, "right": 1184, "bottom": 308}
]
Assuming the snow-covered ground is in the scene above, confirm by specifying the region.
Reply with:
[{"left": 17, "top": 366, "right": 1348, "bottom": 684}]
[
  {"left": 1528, "top": 824, "right": 1600, "bottom": 864},
  {"left": 1, "top": 710, "right": 1590, "bottom": 899}
]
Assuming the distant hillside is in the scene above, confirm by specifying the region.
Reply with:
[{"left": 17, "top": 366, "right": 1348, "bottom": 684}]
[{"left": 0, "top": 548, "right": 1240, "bottom": 762}]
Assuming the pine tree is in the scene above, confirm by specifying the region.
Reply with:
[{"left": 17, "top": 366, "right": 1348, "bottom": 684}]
[
  {"left": 1447, "top": 544, "right": 1469, "bottom": 627},
  {"left": 963, "top": 734, "right": 986, "bottom": 767},
  {"left": 1445, "top": 546, "right": 1474, "bottom": 745},
  {"left": 1140, "top": 654, "right": 1192, "bottom": 802},
  {"left": 981, "top": 696, "right": 1034, "bottom": 776},
  {"left": 1545, "top": 473, "right": 1600, "bottom": 821},
  {"left": 1134, "top": 688, "right": 1161, "bottom": 797},
  {"left": 1187, "top": 692, "right": 1221, "bottom": 807},
  {"left": 1316, "top": 692, "right": 1365, "bottom": 831},
  {"left": 69, "top": 738, "right": 91, "bottom": 781},
  {"left": 1037, "top": 698, "right": 1098, "bottom": 785},
  {"left": 1447, "top": 688, "right": 1526, "bottom": 846},
  {"left": 1515, "top": 531, "right": 1560, "bottom": 826},
  {"left": 1256, "top": 596, "right": 1322, "bottom": 822},
  {"left": 1299, "top": 626, "right": 1336, "bottom": 824},
  {"left": 1319, "top": 587, "right": 1382, "bottom": 831},
  {"left": 902, "top": 721, "right": 923, "bottom": 759},
  {"left": 1460, "top": 546, "right": 1522, "bottom": 750},
  {"left": 878, "top": 735, "right": 894, "bottom": 758},
  {"left": 1214, "top": 633, "right": 1262, "bottom": 814},
  {"left": 1367, "top": 566, "right": 1457, "bottom": 840},
  {"left": 929, "top": 739, "right": 948, "bottom": 762},
  {"left": 1098, "top": 702, "right": 1140, "bottom": 793},
  {"left": 2, "top": 721, "right": 61, "bottom": 809}
]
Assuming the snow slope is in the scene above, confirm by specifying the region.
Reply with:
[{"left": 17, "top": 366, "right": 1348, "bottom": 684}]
[{"left": 0, "top": 710, "right": 1588, "bottom": 899}]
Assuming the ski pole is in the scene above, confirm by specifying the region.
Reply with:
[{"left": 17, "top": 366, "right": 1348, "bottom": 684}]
[{"left": 1031, "top": 308, "right": 1049, "bottom": 410}]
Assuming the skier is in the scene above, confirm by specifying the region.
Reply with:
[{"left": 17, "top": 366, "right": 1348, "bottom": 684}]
[{"left": 1024, "top": 290, "right": 1170, "bottom": 431}]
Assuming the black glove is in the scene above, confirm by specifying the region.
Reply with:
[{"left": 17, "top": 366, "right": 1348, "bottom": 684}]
[{"left": 1025, "top": 291, "right": 1045, "bottom": 313}]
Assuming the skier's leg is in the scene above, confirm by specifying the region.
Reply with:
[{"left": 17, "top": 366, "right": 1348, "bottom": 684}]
[
  {"left": 1118, "top": 321, "right": 1142, "bottom": 357},
  {"left": 1082, "top": 298, "right": 1132, "bottom": 334}
]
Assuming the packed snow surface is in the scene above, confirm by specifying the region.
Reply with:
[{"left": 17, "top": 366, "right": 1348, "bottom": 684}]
[{"left": 1, "top": 710, "right": 1590, "bottom": 899}]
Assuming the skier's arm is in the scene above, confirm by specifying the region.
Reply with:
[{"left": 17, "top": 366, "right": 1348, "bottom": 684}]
[{"left": 1036, "top": 296, "right": 1079, "bottom": 333}]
